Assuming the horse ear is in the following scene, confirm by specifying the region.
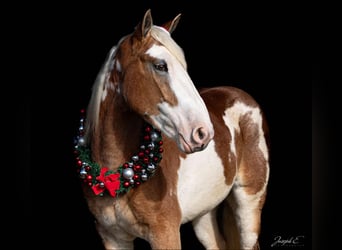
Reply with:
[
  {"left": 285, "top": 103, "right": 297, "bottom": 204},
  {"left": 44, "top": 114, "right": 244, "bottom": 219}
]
[
  {"left": 162, "top": 13, "right": 182, "bottom": 34},
  {"left": 139, "top": 9, "right": 153, "bottom": 39}
]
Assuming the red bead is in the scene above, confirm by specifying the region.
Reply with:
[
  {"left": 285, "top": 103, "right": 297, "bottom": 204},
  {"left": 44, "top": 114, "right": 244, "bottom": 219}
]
[
  {"left": 77, "top": 160, "right": 83, "bottom": 167},
  {"left": 143, "top": 157, "right": 149, "bottom": 163},
  {"left": 133, "top": 174, "right": 139, "bottom": 180},
  {"left": 144, "top": 135, "right": 150, "bottom": 141},
  {"left": 134, "top": 165, "right": 142, "bottom": 171},
  {"left": 123, "top": 163, "right": 129, "bottom": 168},
  {"left": 86, "top": 175, "right": 92, "bottom": 180},
  {"left": 138, "top": 151, "right": 145, "bottom": 158},
  {"left": 159, "top": 148, "right": 163, "bottom": 153},
  {"left": 145, "top": 126, "right": 151, "bottom": 132},
  {"left": 123, "top": 181, "right": 130, "bottom": 187},
  {"left": 135, "top": 181, "right": 141, "bottom": 186},
  {"left": 159, "top": 140, "right": 163, "bottom": 145}
]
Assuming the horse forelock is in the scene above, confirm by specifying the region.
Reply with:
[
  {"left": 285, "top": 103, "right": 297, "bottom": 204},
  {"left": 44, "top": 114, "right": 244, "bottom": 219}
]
[
  {"left": 85, "top": 45, "right": 118, "bottom": 143},
  {"left": 150, "top": 26, "right": 187, "bottom": 69}
]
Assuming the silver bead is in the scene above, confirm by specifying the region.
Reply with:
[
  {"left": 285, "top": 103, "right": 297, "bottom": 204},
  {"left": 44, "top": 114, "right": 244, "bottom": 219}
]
[
  {"left": 132, "top": 155, "right": 139, "bottom": 161},
  {"left": 79, "top": 168, "right": 87, "bottom": 175},
  {"left": 147, "top": 163, "right": 155, "bottom": 172},
  {"left": 78, "top": 137, "right": 85, "bottom": 146},
  {"left": 150, "top": 132, "right": 159, "bottom": 142},
  {"left": 148, "top": 143, "right": 155, "bottom": 150},
  {"left": 99, "top": 182, "right": 105, "bottom": 188},
  {"left": 123, "top": 168, "right": 134, "bottom": 179},
  {"left": 141, "top": 174, "right": 148, "bottom": 181}
]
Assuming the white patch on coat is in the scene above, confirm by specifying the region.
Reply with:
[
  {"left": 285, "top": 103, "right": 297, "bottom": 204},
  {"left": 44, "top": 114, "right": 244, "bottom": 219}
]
[
  {"left": 177, "top": 141, "right": 232, "bottom": 223},
  {"left": 222, "top": 112, "right": 237, "bottom": 157},
  {"left": 224, "top": 101, "right": 268, "bottom": 161}
]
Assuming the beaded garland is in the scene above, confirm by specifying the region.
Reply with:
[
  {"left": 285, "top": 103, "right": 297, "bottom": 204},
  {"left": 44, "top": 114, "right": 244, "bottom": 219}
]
[{"left": 73, "top": 109, "right": 163, "bottom": 198}]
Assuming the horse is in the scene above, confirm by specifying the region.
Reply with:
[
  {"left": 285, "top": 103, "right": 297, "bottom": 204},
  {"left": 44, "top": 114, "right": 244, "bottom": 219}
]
[{"left": 74, "top": 9, "right": 270, "bottom": 250}]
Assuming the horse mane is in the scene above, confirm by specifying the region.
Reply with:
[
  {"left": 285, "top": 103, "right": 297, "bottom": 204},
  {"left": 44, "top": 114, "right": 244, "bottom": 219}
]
[
  {"left": 84, "top": 26, "right": 187, "bottom": 144},
  {"left": 84, "top": 45, "right": 117, "bottom": 143}
]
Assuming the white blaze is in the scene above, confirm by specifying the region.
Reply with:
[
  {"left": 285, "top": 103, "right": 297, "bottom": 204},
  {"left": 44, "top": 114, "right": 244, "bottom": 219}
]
[{"left": 146, "top": 44, "right": 213, "bottom": 143}]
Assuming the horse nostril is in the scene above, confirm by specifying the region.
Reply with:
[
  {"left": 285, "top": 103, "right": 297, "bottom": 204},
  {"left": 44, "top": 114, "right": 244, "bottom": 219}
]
[
  {"left": 198, "top": 128, "right": 205, "bottom": 140},
  {"left": 193, "top": 127, "right": 209, "bottom": 144}
]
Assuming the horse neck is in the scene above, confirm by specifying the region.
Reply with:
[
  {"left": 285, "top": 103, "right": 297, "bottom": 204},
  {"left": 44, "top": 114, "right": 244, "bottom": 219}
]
[{"left": 90, "top": 90, "right": 144, "bottom": 171}]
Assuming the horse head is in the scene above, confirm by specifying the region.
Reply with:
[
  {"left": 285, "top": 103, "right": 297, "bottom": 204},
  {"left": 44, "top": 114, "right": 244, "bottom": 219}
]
[{"left": 92, "top": 9, "right": 214, "bottom": 153}]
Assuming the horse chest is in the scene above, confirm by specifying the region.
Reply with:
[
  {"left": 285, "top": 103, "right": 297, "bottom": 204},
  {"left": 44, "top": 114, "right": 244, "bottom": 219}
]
[{"left": 176, "top": 141, "right": 235, "bottom": 222}]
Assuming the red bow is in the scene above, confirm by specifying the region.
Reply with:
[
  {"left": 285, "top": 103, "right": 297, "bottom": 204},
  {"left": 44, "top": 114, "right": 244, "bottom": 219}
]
[{"left": 92, "top": 167, "right": 121, "bottom": 197}]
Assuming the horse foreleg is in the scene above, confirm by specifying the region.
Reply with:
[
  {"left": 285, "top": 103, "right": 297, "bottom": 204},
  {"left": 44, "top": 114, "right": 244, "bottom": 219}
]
[
  {"left": 192, "top": 208, "right": 226, "bottom": 249},
  {"left": 96, "top": 223, "right": 135, "bottom": 250},
  {"left": 147, "top": 225, "right": 182, "bottom": 250}
]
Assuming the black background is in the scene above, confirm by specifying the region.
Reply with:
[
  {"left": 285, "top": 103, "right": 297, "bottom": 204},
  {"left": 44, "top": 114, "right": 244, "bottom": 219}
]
[{"left": 17, "top": 1, "right": 325, "bottom": 249}]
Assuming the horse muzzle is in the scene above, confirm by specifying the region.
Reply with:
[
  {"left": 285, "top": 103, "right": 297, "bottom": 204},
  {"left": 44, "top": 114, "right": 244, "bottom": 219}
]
[{"left": 179, "top": 125, "right": 214, "bottom": 153}]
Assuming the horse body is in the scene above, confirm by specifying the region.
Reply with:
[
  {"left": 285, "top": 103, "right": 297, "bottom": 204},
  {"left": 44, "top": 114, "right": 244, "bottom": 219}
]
[{"left": 75, "top": 9, "right": 269, "bottom": 250}]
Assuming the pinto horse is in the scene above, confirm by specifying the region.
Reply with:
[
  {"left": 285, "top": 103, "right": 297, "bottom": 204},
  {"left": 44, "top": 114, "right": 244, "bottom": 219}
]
[{"left": 74, "top": 9, "right": 270, "bottom": 250}]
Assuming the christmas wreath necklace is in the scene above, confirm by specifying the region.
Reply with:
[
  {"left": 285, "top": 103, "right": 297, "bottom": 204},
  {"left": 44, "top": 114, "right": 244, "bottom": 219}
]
[{"left": 74, "top": 109, "right": 163, "bottom": 198}]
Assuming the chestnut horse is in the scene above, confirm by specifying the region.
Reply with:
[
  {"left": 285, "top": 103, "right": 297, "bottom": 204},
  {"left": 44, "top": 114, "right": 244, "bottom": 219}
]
[{"left": 74, "top": 9, "right": 270, "bottom": 250}]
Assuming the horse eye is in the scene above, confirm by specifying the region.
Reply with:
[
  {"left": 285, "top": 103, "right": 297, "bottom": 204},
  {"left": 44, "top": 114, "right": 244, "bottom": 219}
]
[{"left": 154, "top": 61, "right": 168, "bottom": 72}]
